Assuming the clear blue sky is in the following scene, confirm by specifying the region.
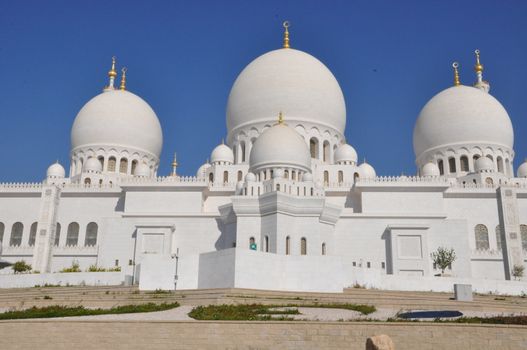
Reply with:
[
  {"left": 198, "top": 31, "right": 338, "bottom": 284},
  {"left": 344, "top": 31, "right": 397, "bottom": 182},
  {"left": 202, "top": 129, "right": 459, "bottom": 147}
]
[{"left": 0, "top": 0, "right": 526, "bottom": 181}]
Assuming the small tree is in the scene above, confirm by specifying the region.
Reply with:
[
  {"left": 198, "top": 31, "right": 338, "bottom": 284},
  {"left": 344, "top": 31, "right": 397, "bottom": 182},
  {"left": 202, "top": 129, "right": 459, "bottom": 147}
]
[
  {"left": 512, "top": 265, "right": 525, "bottom": 280},
  {"left": 431, "top": 247, "right": 456, "bottom": 274},
  {"left": 13, "top": 260, "right": 32, "bottom": 274}
]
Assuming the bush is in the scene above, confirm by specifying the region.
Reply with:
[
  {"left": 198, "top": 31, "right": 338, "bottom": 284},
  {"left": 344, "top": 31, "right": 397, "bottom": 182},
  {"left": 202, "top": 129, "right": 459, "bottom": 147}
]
[
  {"left": 60, "top": 261, "right": 81, "bottom": 273},
  {"left": 87, "top": 264, "right": 106, "bottom": 272},
  {"left": 108, "top": 266, "right": 121, "bottom": 272},
  {"left": 12, "top": 260, "right": 32, "bottom": 274},
  {"left": 431, "top": 247, "right": 456, "bottom": 274},
  {"left": 512, "top": 265, "right": 525, "bottom": 280}
]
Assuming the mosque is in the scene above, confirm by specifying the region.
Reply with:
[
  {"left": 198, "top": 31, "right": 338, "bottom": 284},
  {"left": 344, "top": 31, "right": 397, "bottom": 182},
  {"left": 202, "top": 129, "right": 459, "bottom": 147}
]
[{"left": 0, "top": 23, "right": 526, "bottom": 292}]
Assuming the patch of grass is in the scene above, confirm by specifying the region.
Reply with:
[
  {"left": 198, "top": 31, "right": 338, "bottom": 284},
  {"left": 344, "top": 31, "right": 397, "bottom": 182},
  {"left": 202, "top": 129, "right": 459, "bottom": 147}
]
[
  {"left": 0, "top": 302, "right": 179, "bottom": 320},
  {"left": 146, "top": 289, "right": 172, "bottom": 295},
  {"left": 43, "top": 295, "right": 53, "bottom": 300},
  {"left": 446, "top": 315, "right": 527, "bottom": 326},
  {"left": 188, "top": 304, "right": 297, "bottom": 321},
  {"left": 297, "top": 303, "right": 376, "bottom": 315}
]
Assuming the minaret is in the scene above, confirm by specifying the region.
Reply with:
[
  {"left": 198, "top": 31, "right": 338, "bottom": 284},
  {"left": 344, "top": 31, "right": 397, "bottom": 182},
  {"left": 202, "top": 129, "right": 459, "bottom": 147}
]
[
  {"left": 104, "top": 56, "right": 118, "bottom": 91},
  {"left": 120, "top": 67, "right": 127, "bottom": 91},
  {"left": 283, "top": 21, "right": 290, "bottom": 48},
  {"left": 473, "top": 49, "right": 490, "bottom": 93},
  {"left": 171, "top": 153, "right": 178, "bottom": 177},
  {"left": 452, "top": 62, "right": 461, "bottom": 86}
]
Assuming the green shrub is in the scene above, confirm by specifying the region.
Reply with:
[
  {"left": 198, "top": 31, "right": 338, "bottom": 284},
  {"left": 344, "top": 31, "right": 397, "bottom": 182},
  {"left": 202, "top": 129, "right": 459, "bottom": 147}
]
[
  {"left": 108, "top": 266, "right": 121, "bottom": 272},
  {"left": 60, "top": 261, "right": 81, "bottom": 273},
  {"left": 12, "top": 260, "right": 32, "bottom": 274},
  {"left": 87, "top": 264, "right": 106, "bottom": 272}
]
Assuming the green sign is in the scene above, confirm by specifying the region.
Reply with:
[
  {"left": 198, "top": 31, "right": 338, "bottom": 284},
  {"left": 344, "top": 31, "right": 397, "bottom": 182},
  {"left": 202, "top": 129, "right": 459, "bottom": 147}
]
[{"left": 250, "top": 243, "right": 257, "bottom": 250}]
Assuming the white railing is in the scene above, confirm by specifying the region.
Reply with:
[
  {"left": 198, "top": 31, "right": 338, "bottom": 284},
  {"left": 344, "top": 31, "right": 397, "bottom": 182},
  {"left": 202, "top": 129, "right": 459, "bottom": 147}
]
[
  {"left": 471, "top": 249, "right": 503, "bottom": 258},
  {"left": 356, "top": 176, "right": 449, "bottom": 184}
]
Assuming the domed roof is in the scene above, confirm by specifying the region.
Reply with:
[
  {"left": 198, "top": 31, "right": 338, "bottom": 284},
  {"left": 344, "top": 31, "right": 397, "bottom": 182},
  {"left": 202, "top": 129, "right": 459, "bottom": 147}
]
[
  {"left": 83, "top": 157, "right": 102, "bottom": 173},
  {"left": 475, "top": 157, "right": 494, "bottom": 172},
  {"left": 196, "top": 162, "right": 211, "bottom": 178},
  {"left": 227, "top": 48, "right": 346, "bottom": 135},
  {"left": 245, "top": 172, "right": 256, "bottom": 182},
  {"left": 421, "top": 162, "right": 440, "bottom": 177},
  {"left": 334, "top": 144, "right": 357, "bottom": 164},
  {"left": 358, "top": 162, "right": 376, "bottom": 178},
  {"left": 211, "top": 144, "right": 234, "bottom": 164},
  {"left": 517, "top": 160, "right": 527, "bottom": 178},
  {"left": 249, "top": 123, "right": 311, "bottom": 173},
  {"left": 413, "top": 86, "right": 513, "bottom": 158},
  {"left": 47, "top": 162, "right": 65, "bottom": 178},
  {"left": 71, "top": 90, "right": 163, "bottom": 158},
  {"left": 133, "top": 162, "right": 151, "bottom": 177}
]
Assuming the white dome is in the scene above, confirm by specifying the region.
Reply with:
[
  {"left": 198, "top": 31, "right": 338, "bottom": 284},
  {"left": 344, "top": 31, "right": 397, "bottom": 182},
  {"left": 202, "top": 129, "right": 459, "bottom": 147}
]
[
  {"left": 475, "top": 157, "right": 494, "bottom": 172},
  {"left": 413, "top": 86, "right": 513, "bottom": 159},
  {"left": 211, "top": 144, "right": 234, "bottom": 164},
  {"left": 196, "top": 162, "right": 211, "bottom": 178},
  {"left": 358, "top": 162, "right": 376, "bottom": 178},
  {"left": 47, "top": 162, "right": 65, "bottom": 178},
  {"left": 302, "top": 173, "right": 313, "bottom": 182},
  {"left": 249, "top": 123, "right": 311, "bottom": 173},
  {"left": 133, "top": 162, "right": 151, "bottom": 177},
  {"left": 422, "top": 162, "right": 440, "bottom": 177},
  {"left": 334, "top": 144, "right": 358, "bottom": 164},
  {"left": 71, "top": 90, "right": 163, "bottom": 158},
  {"left": 227, "top": 48, "right": 346, "bottom": 135},
  {"left": 245, "top": 172, "right": 256, "bottom": 182},
  {"left": 83, "top": 157, "right": 102, "bottom": 173},
  {"left": 517, "top": 160, "right": 527, "bottom": 178}
]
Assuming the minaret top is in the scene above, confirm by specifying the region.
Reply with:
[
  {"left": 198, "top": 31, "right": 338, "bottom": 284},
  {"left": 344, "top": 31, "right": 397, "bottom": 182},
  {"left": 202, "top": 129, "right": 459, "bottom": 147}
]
[
  {"left": 120, "top": 67, "right": 127, "bottom": 91},
  {"left": 473, "top": 49, "right": 490, "bottom": 93},
  {"left": 104, "top": 56, "right": 117, "bottom": 91},
  {"left": 452, "top": 62, "right": 461, "bottom": 86},
  {"left": 282, "top": 21, "right": 290, "bottom": 49}
]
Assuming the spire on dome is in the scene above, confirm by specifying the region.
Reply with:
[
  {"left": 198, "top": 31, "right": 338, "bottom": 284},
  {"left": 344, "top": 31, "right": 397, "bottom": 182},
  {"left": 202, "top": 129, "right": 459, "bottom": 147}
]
[
  {"left": 171, "top": 152, "right": 178, "bottom": 177},
  {"left": 282, "top": 21, "right": 290, "bottom": 49},
  {"left": 278, "top": 111, "right": 285, "bottom": 125},
  {"left": 120, "top": 67, "right": 127, "bottom": 91},
  {"left": 473, "top": 49, "right": 490, "bottom": 93},
  {"left": 452, "top": 62, "right": 461, "bottom": 86},
  {"left": 104, "top": 56, "right": 117, "bottom": 91}
]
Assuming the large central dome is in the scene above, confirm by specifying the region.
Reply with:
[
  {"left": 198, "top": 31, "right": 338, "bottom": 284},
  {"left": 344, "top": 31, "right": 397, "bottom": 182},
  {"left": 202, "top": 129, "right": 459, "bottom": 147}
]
[{"left": 226, "top": 48, "right": 346, "bottom": 136}]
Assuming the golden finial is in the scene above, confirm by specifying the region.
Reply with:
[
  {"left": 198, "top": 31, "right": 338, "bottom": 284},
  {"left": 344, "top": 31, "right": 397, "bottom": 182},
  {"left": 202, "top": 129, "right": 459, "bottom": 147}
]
[
  {"left": 108, "top": 56, "right": 117, "bottom": 78},
  {"left": 120, "top": 67, "right": 127, "bottom": 91},
  {"left": 474, "top": 49, "right": 483, "bottom": 73},
  {"left": 282, "top": 21, "right": 290, "bottom": 49},
  {"left": 170, "top": 152, "right": 178, "bottom": 177},
  {"left": 278, "top": 111, "right": 285, "bottom": 125},
  {"left": 452, "top": 62, "right": 461, "bottom": 86}
]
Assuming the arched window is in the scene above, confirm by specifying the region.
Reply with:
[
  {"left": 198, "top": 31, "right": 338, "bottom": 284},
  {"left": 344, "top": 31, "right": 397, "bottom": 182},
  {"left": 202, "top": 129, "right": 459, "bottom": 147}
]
[
  {"left": 107, "top": 157, "right": 116, "bottom": 172},
  {"left": 291, "top": 170, "right": 296, "bottom": 181},
  {"left": 322, "top": 243, "right": 326, "bottom": 255},
  {"left": 0, "top": 222, "right": 4, "bottom": 244},
  {"left": 10, "top": 222, "right": 23, "bottom": 246},
  {"left": 240, "top": 141, "right": 246, "bottom": 162},
  {"left": 475, "top": 224, "right": 490, "bottom": 250},
  {"left": 338, "top": 171, "right": 343, "bottom": 183},
  {"left": 284, "top": 170, "right": 289, "bottom": 179},
  {"left": 495, "top": 225, "right": 502, "bottom": 251},
  {"left": 521, "top": 225, "right": 527, "bottom": 251},
  {"left": 54, "top": 223, "right": 61, "bottom": 246},
  {"left": 264, "top": 235, "right": 269, "bottom": 253},
  {"left": 223, "top": 171, "right": 229, "bottom": 183},
  {"left": 505, "top": 158, "right": 510, "bottom": 175},
  {"left": 323, "top": 141, "right": 330, "bottom": 163},
  {"left": 119, "top": 158, "right": 128, "bottom": 174},
  {"left": 354, "top": 172, "right": 360, "bottom": 182},
  {"left": 300, "top": 237, "right": 307, "bottom": 255},
  {"left": 438, "top": 159, "right": 444, "bottom": 175},
  {"left": 286, "top": 236, "right": 290, "bottom": 255},
  {"left": 310, "top": 138, "right": 319, "bottom": 159},
  {"left": 460, "top": 156, "right": 469, "bottom": 172},
  {"left": 276, "top": 184, "right": 280, "bottom": 191},
  {"left": 237, "top": 171, "right": 243, "bottom": 182},
  {"left": 497, "top": 157, "right": 504, "bottom": 173},
  {"left": 66, "top": 222, "right": 80, "bottom": 246},
  {"left": 324, "top": 171, "right": 329, "bottom": 184},
  {"left": 97, "top": 156, "right": 104, "bottom": 169},
  {"left": 29, "top": 222, "right": 37, "bottom": 246},
  {"left": 209, "top": 173, "right": 214, "bottom": 182},
  {"left": 485, "top": 177, "right": 493, "bottom": 185},
  {"left": 85, "top": 222, "right": 98, "bottom": 246},
  {"left": 486, "top": 154, "right": 493, "bottom": 161},
  {"left": 448, "top": 157, "right": 456, "bottom": 173},
  {"left": 131, "top": 160, "right": 138, "bottom": 175},
  {"left": 84, "top": 178, "right": 91, "bottom": 185}
]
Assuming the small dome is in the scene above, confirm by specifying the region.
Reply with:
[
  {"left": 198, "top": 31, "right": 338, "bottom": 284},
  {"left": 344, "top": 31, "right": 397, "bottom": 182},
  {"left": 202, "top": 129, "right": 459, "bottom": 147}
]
[
  {"left": 211, "top": 144, "right": 234, "bottom": 164},
  {"left": 421, "top": 162, "right": 440, "bottom": 177},
  {"left": 413, "top": 86, "right": 513, "bottom": 160},
  {"left": 334, "top": 144, "right": 358, "bottom": 164},
  {"left": 516, "top": 160, "right": 527, "bottom": 178},
  {"left": 245, "top": 172, "right": 256, "bottom": 182},
  {"left": 358, "top": 162, "right": 376, "bottom": 178},
  {"left": 227, "top": 48, "right": 346, "bottom": 136},
  {"left": 196, "top": 162, "right": 211, "bottom": 178},
  {"left": 302, "top": 173, "right": 313, "bottom": 182},
  {"left": 47, "top": 162, "right": 65, "bottom": 178},
  {"left": 475, "top": 157, "right": 494, "bottom": 172},
  {"left": 71, "top": 90, "right": 163, "bottom": 158},
  {"left": 249, "top": 123, "right": 311, "bottom": 173},
  {"left": 83, "top": 157, "right": 102, "bottom": 173},
  {"left": 133, "top": 162, "right": 151, "bottom": 177}
]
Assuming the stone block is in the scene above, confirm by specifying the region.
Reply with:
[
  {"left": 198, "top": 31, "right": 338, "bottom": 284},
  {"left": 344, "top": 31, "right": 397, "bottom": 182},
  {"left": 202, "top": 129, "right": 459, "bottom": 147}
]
[
  {"left": 366, "top": 334, "right": 395, "bottom": 350},
  {"left": 454, "top": 283, "right": 473, "bottom": 301}
]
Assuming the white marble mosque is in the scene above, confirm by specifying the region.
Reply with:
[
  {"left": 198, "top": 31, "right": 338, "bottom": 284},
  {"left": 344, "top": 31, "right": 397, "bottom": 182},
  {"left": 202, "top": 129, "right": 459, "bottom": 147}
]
[{"left": 1, "top": 23, "right": 526, "bottom": 292}]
